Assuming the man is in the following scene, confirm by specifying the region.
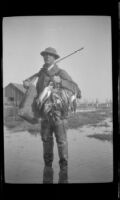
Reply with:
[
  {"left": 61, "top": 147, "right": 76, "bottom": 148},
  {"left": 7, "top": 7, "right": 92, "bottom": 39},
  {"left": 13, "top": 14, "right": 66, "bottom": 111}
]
[{"left": 24, "top": 47, "right": 81, "bottom": 183}]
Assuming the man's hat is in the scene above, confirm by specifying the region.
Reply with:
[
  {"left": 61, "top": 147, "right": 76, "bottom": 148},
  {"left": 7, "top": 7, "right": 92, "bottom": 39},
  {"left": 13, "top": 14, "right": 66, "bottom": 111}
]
[{"left": 40, "top": 47, "right": 60, "bottom": 60}]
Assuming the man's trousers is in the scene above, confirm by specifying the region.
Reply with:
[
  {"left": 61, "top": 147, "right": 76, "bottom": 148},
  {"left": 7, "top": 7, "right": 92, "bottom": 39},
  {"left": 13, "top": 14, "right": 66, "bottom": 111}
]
[{"left": 40, "top": 119, "right": 68, "bottom": 170}]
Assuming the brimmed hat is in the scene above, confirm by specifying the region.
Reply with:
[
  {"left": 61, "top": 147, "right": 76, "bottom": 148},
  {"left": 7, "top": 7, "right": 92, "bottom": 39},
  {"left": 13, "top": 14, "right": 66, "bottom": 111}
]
[{"left": 40, "top": 47, "right": 60, "bottom": 60}]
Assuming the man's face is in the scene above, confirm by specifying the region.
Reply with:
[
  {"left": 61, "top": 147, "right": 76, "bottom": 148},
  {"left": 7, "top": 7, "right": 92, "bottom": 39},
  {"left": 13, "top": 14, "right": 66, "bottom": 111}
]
[{"left": 43, "top": 53, "right": 55, "bottom": 65}]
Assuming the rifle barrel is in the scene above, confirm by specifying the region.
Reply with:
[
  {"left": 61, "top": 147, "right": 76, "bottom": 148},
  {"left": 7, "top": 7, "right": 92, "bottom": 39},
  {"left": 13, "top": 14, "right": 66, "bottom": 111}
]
[{"left": 55, "top": 47, "right": 84, "bottom": 64}]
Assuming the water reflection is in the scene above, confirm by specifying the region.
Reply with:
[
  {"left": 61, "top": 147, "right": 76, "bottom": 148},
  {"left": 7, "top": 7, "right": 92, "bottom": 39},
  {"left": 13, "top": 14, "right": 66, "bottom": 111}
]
[
  {"left": 43, "top": 166, "right": 68, "bottom": 184},
  {"left": 43, "top": 166, "right": 54, "bottom": 184},
  {"left": 87, "top": 133, "right": 113, "bottom": 143},
  {"left": 58, "top": 168, "right": 68, "bottom": 184}
]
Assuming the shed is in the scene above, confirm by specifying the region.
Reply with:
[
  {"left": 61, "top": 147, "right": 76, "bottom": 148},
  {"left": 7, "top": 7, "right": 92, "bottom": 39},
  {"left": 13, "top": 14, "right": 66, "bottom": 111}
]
[{"left": 4, "top": 83, "right": 26, "bottom": 106}]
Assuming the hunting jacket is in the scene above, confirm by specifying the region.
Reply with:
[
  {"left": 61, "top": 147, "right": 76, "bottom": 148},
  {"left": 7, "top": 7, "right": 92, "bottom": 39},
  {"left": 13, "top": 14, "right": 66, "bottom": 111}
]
[{"left": 35, "top": 64, "right": 81, "bottom": 98}]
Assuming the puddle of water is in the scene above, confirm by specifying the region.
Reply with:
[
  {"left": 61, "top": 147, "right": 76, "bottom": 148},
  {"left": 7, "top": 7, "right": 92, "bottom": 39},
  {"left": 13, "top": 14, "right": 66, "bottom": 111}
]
[
  {"left": 68, "top": 129, "right": 113, "bottom": 183},
  {"left": 78, "top": 117, "right": 112, "bottom": 136},
  {"left": 4, "top": 130, "right": 44, "bottom": 183},
  {"left": 4, "top": 124, "right": 113, "bottom": 183}
]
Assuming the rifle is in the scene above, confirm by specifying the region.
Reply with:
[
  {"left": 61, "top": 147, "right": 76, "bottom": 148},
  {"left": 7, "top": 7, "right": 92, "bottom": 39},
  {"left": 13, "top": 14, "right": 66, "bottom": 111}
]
[
  {"left": 55, "top": 47, "right": 84, "bottom": 64},
  {"left": 23, "top": 47, "right": 84, "bottom": 85}
]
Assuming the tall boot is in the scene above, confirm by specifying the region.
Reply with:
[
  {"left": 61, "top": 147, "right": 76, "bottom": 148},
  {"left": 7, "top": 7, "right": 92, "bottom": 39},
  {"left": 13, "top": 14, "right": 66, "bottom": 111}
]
[
  {"left": 54, "top": 119, "right": 68, "bottom": 170},
  {"left": 57, "top": 141, "right": 68, "bottom": 170}
]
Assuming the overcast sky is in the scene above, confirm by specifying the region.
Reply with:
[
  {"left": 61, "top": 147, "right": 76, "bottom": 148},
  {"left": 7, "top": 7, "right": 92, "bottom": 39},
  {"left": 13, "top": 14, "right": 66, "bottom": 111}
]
[{"left": 3, "top": 16, "right": 112, "bottom": 102}]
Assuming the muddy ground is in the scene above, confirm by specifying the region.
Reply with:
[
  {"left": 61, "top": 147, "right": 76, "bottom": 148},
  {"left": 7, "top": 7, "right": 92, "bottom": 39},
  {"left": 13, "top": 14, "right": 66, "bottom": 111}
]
[{"left": 4, "top": 108, "right": 112, "bottom": 142}]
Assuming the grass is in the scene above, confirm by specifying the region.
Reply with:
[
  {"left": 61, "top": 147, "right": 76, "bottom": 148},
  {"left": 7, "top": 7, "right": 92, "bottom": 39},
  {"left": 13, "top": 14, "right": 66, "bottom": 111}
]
[
  {"left": 67, "top": 109, "right": 112, "bottom": 129},
  {"left": 4, "top": 119, "right": 41, "bottom": 133},
  {"left": 87, "top": 133, "right": 112, "bottom": 142},
  {"left": 95, "top": 122, "right": 110, "bottom": 127},
  {"left": 4, "top": 108, "right": 112, "bottom": 133}
]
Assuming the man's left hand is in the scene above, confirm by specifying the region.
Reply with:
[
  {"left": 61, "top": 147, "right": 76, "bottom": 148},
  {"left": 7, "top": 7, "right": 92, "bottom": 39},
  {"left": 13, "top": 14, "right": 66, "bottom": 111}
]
[{"left": 53, "top": 75, "right": 61, "bottom": 83}]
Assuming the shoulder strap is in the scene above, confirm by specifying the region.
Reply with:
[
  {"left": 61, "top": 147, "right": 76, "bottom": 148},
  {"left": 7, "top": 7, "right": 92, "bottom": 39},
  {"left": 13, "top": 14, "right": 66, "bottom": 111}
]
[
  {"left": 55, "top": 67, "right": 61, "bottom": 76},
  {"left": 46, "top": 65, "right": 61, "bottom": 77},
  {"left": 36, "top": 65, "right": 61, "bottom": 83}
]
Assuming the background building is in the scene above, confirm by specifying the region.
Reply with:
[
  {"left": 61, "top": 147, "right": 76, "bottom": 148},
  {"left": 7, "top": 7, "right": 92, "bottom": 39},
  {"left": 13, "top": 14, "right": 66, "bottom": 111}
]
[{"left": 4, "top": 83, "right": 26, "bottom": 106}]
